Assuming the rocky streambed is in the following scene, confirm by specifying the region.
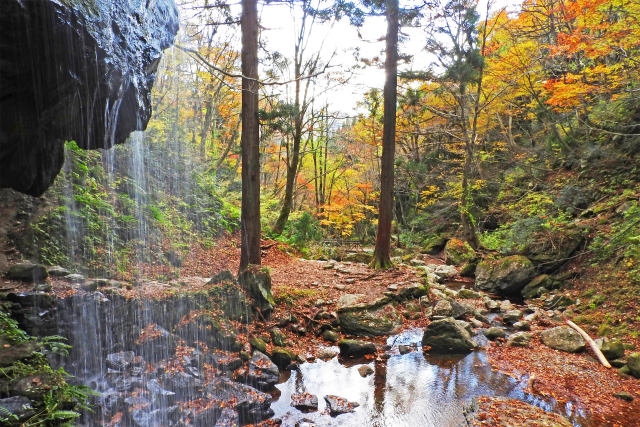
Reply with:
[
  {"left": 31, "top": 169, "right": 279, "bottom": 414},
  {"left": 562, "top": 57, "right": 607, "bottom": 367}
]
[{"left": 2, "top": 254, "right": 640, "bottom": 426}]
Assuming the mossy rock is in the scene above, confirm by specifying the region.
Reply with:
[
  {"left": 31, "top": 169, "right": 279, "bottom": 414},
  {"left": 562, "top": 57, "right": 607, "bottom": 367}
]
[
  {"left": 422, "top": 317, "right": 478, "bottom": 353},
  {"left": 338, "top": 339, "right": 376, "bottom": 357},
  {"left": 627, "top": 353, "right": 640, "bottom": 378},
  {"left": 338, "top": 304, "right": 402, "bottom": 337},
  {"left": 475, "top": 255, "right": 535, "bottom": 296},
  {"left": 423, "top": 235, "right": 447, "bottom": 255},
  {"left": 249, "top": 337, "right": 267, "bottom": 354},
  {"left": 521, "top": 274, "right": 552, "bottom": 299},
  {"left": 271, "top": 347, "right": 297, "bottom": 369},
  {"left": 444, "top": 239, "right": 476, "bottom": 265},
  {"left": 238, "top": 267, "right": 275, "bottom": 316}
]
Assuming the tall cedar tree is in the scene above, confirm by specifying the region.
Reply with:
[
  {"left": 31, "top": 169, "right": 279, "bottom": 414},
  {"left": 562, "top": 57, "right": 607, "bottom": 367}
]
[
  {"left": 372, "top": 0, "right": 399, "bottom": 269},
  {"left": 240, "top": 0, "right": 261, "bottom": 271}
]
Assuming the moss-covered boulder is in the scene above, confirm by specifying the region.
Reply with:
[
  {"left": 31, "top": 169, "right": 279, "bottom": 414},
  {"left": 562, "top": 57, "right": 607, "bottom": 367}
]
[
  {"left": 444, "top": 239, "right": 476, "bottom": 265},
  {"left": 422, "top": 317, "right": 478, "bottom": 353},
  {"left": 475, "top": 255, "right": 535, "bottom": 296},
  {"left": 271, "top": 347, "right": 297, "bottom": 369},
  {"left": 338, "top": 303, "right": 402, "bottom": 336},
  {"left": 541, "top": 326, "right": 585, "bottom": 353}
]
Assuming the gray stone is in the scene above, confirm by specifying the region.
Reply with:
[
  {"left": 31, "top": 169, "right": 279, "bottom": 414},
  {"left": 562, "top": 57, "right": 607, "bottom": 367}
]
[
  {"left": 422, "top": 317, "right": 478, "bottom": 353},
  {"left": 64, "top": 273, "right": 86, "bottom": 284},
  {"left": 338, "top": 304, "right": 402, "bottom": 336},
  {"left": 46, "top": 265, "right": 69, "bottom": 277},
  {"left": 246, "top": 351, "right": 279, "bottom": 390},
  {"left": 238, "top": 268, "right": 275, "bottom": 315},
  {"left": 324, "top": 395, "right": 359, "bottom": 416},
  {"left": 484, "top": 327, "right": 506, "bottom": 340},
  {"left": 541, "top": 326, "right": 585, "bottom": 353},
  {"left": 508, "top": 332, "right": 532, "bottom": 347},
  {"left": 475, "top": 256, "right": 536, "bottom": 295},
  {"left": 106, "top": 351, "right": 137, "bottom": 371},
  {"left": 433, "top": 299, "right": 453, "bottom": 317},
  {"left": 338, "top": 339, "right": 376, "bottom": 358},
  {"left": 317, "top": 347, "right": 338, "bottom": 360},
  {"left": 322, "top": 330, "right": 340, "bottom": 343},
  {"left": 502, "top": 310, "right": 523, "bottom": 324},
  {"left": 398, "top": 345, "right": 413, "bottom": 355},
  {"left": 270, "top": 328, "right": 287, "bottom": 347},
  {"left": 6, "top": 263, "right": 47, "bottom": 282},
  {"left": 513, "top": 321, "right": 531, "bottom": 331},
  {"left": 0, "top": 396, "right": 35, "bottom": 421},
  {"left": 522, "top": 274, "right": 552, "bottom": 299},
  {"left": 291, "top": 392, "right": 319, "bottom": 411}
]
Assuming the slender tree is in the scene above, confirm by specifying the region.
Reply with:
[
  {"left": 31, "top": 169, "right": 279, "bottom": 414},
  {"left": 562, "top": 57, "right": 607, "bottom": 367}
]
[
  {"left": 240, "top": 0, "right": 261, "bottom": 270},
  {"left": 371, "top": 0, "right": 399, "bottom": 269}
]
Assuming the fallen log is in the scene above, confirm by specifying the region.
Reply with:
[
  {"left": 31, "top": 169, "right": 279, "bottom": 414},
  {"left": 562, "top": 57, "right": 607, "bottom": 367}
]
[{"left": 566, "top": 320, "right": 611, "bottom": 368}]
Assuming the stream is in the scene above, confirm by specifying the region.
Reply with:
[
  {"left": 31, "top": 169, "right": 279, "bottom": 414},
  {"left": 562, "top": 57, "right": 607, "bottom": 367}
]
[{"left": 271, "top": 329, "right": 588, "bottom": 427}]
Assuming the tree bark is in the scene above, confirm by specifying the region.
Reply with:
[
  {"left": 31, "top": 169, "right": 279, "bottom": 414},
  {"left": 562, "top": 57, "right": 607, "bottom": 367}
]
[
  {"left": 372, "top": 0, "right": 398, "bottom": 269},
  {"left": 240, "top": 0, "right": 261, "bottom": 271}
]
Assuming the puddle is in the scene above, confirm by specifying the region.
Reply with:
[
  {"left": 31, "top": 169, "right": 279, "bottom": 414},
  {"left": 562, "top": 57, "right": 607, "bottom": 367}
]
[{"left": 271, "top": 329, "right": 590, "bottom": 426}]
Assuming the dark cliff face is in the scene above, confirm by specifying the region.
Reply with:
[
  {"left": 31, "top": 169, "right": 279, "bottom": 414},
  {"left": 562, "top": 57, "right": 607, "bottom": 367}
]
[{"left": 0, "top": 0, "right": 179, "bottom": 196}]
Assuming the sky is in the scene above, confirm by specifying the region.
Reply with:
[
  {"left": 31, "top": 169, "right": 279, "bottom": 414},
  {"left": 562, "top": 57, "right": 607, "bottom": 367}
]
[{"left": 179, "top": 0, "right": 524, "bottom": 116}]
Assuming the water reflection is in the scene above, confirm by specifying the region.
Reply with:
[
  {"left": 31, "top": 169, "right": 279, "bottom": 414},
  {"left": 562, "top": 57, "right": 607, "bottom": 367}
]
[{"left": 271, "top": 329, "right": 587, "bottom": 426}]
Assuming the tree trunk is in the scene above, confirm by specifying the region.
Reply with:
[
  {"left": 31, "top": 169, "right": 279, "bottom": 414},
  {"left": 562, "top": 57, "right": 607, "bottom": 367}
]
[
  {"left": 372, "top": 0, "right": 398, "bottom": 269},
  {"left": 240, "top": 0, "right": 261, "bottom": 271}
]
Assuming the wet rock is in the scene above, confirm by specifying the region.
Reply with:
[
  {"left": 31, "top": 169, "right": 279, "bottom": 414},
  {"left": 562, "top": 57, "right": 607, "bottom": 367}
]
[
  {"left": 484, "top": 327, "right": 506, "bottom": 340},
  {"left": 444, "top": 239, "right": 476, "bottom": 265},
  {"left": 106, "top": 351, "right": 138, "bottom": 371},
  {"left": 271, "top": 347, "right": 296, "bottom": 369},
  {"left": 0, "top": 0, "right": 179, "bottom": 196},
  {"left": 610, "top": 359, "right": 626, "bottom": 368},
  {"left": 322, "top": 330, "right": 340, "bottom": 343},
  {"left": 507, "top": 332, "right": 532, "bottom": 347},
  {"left": 291, "top": 392, "right": 319, "bottom": 411},
  {"left": 502, "top": 310, "right": 523, "bottom": 324},
  {"left": 338, "top": 303, "right": 402, "bottom": 337},
  {"left": 422, "top": 317, "right": 478, "bottom": 353},
  {"left": 6, "top": 263, "right": 47, "bottom": 282},
  {"left": 398, "top": 345, "right": 413, "bottom": 354},
  {"left": 469, "top": 318, "right": 484, "bottom": 329},
  {"left": 457, "top": 288, "right": 481, "bottom": 299},
  {"left": 475, "top": 256, "right": 535, "bottom": 295},
  {"left": 499, "top": 300, "right": 514, "bottom": 312},
  {"left": 357, "top": 365, "right": 374, "bottom": 377},
  {"left": 33, "top": 283, "right": 52, "bottom": 292},
  {"left": 338, "top": 339, "right": 376, "bottom": 358},
  {"left": 213, "top": 408, "right": 240, "bottom": 427},
  {"left": 627, "top": 353, "right": 640, "bottom": 378},
  {"left": 80, "top": 280, "right": 98, "bottom": 292},
  {"left": 0, "top": 337, "right": 38, "bottom": 367},
  {"left": 245, "top": 351, "right": 279, "bottom": 390},
  {"left": 541, "top": 326, "right": 585, "bottom": 353},
  {"left": 0, "top": 396, "right": 35, "bottom": 421},
  {"left": 160, "top": 371, "right": 203, "bottom": 398},
  {"left": 238, "top": 268, "right": 275, "bottom": 316},
  {"left": 207, "top": 377, "right": 273, "bottom": 424},
  {"left": 324, "top": 395, "right": 359, "bottom": 416},
  {"left": 135, "top": 325, "right": 178, "bottom": 363}
]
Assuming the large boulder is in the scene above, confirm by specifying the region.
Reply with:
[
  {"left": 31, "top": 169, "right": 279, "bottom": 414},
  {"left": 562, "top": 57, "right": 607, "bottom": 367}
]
[
  {"left": 6, "top": 263, "right": 48, "bottom": 282},
  {"left": 444, "top": 238, "right": 476, "bottom": 265},
  {"left": 338, "top": 339, "right": 376, "bottom": 358},
  {"left": 475, "top": 255, "right": 536, "bottom": 296},
  {"left": 422, "top": 317, "right": 478, "bottom": 353},
  {"left": 0, "top": 0, "right": 179, "bottom": 196},
  {"left": 541, "top": 326, "right": 585, "bottom": 353},
  {"left": 238, "top": 268, "right": 275, "bottom": 316},
  {"left": 337, "top": 295, "right": 402, "bottom": 337}
]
